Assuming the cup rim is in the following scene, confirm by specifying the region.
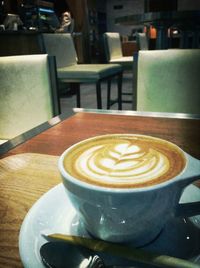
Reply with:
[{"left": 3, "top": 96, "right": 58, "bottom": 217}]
[{"left": 58, "top": 134, "right": 188, "bottom": 193}]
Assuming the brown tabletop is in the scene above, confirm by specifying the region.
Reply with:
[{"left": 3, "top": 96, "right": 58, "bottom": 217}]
[{"left": 0, "top": 110, "right": 200, "bottom": 267}]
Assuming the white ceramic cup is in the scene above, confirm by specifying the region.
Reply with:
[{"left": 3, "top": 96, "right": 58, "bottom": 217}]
[{"left": 58, "top": 134, "right": 200, "bottom": 246}]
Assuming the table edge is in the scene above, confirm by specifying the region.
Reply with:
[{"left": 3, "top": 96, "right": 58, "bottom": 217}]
[{"left": 73, "top": 108, "right": 200, "bottom": 119}]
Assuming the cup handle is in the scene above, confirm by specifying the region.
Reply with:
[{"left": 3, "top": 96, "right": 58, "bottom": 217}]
[
  {"left": 175, "top": 201, "right": 200, "bottom": 217},
  {"left": 175, "top": 154, "right": 200, "bottom": 217}
]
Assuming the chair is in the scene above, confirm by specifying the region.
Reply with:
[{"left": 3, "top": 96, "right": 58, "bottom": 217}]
[
  {"left": 103, "top": 32, "right": 133, "bottom": 70},
  {"left": 40, "top": 33, "right": 123, "bottom": 110},
  {"left": 103, "top": 32, "right": 134, "bottom": 104},
  {"left": 136, "top": 32, "right": 149, "bottom": 50},
  {"left": 0, "top": 54, "right": 60, "bottom": 141},
  {"left": 135, "top": 49, "right": 200, "bottom": 114}
]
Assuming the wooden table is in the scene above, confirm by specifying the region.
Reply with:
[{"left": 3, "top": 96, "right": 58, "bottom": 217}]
[{"left": 0, "top": 109, "right": 200, "bottom": 267}]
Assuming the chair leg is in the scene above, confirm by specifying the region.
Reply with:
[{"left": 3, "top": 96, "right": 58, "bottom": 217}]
[
  {"left": 107, "top": 78, "right": 112, "bottom": 109},
  {"left": 117, "top": 72, "right": 123, "bottom": 110},
  {"left": 70, "top": 83, "right": 81, "bottom": 107},
  {"left": 76, "top": 84, "right": 81, "bottom": 108},
  {"left": 96, "top": 81, "right": 102, "bottom": 109}
]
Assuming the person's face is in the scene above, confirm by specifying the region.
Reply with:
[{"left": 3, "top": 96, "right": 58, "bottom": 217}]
[{"left": 62, "top": 12, "right": 70, "bottom": 22}]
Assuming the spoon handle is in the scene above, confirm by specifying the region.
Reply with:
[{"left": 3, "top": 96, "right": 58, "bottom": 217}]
[{"left": 43, "top": 233, "right": 200, "bottom": 268}]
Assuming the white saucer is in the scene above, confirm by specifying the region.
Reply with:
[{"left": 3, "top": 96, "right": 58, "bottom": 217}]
[{"left": 19, "top": 183, "right": 200, "bottom": 268}]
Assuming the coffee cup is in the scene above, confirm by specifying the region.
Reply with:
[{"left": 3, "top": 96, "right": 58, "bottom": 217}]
[{"left": 58, "top": 134, "right": 200, "bottom": 245}]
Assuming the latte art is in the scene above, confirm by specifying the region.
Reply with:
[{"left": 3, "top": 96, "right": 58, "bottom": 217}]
[
  {"left": 64, "top": 134, "right": 186, "bottom": 188},
  {"left": 76, "top": 143, "right": 169, "bottom": 183}
]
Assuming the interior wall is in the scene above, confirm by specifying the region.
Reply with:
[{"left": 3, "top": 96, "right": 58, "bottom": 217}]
[
  {"left": 106, "top": 0, "right": 144, "bottom": 36},
  {"left": 66, "top": 0, "right": 91, "bottom": 62},
  {"left": 178, "top": 0, "right": 200, "bottom": 10},
  {"left": 106, "top": 0, "right": 200, "bottom": 37}
]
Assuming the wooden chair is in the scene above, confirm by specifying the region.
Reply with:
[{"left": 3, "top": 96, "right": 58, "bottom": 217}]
[
  {"left": 40, "top": 33, "right": 123, "bottom": 110},
  {"left": 0, "top": 54, "right": 60, "bottom": 142},
  {"left": 135, "top": 49, "right": 200, "bottom": 114}
]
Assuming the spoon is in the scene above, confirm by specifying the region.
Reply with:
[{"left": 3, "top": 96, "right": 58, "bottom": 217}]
[{"left": 40, "top": 241, "right": 137, "bottom": 268}]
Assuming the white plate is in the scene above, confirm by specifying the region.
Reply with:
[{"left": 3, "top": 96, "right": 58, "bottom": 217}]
[{"left": 19, "top": 183, "right": 200, "bottom": 268}]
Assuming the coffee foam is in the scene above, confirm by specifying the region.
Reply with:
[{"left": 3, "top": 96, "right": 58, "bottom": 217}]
[{"left": 64, "top": 135, "right": 186, "bottom": 188}]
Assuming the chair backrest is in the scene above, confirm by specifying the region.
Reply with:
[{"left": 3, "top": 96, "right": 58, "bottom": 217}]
[
  {"left": 136, "top": 49, "right": 200, "bottom": 114},
  {"left": 136, "top": 33, "right": 148, "bottom": 50},
  {"left": 0, "top": 54, "right": 60, "bottom": 140},
  {"left": 41, "top": 33, "right": 78, "bottom": 68},
  {"left": 103, "top": 32, "right": 123, "bottom": 62}
]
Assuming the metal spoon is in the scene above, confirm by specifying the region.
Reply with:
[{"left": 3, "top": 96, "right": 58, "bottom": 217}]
[{"left": 40, "top": 241, "right": 137, "bottom": 268}]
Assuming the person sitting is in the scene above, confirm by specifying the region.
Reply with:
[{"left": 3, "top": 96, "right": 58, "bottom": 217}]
[{"left": 55, "top": 11, "right": 74, "bottom": 33}]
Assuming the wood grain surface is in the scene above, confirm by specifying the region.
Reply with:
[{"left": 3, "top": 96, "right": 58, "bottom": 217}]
[
  {"left": 2, "top": 113, "right": 200, "bottom": 160},
  {"left": 0, "top": 153, "right": 61, "bottom": 268}
]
